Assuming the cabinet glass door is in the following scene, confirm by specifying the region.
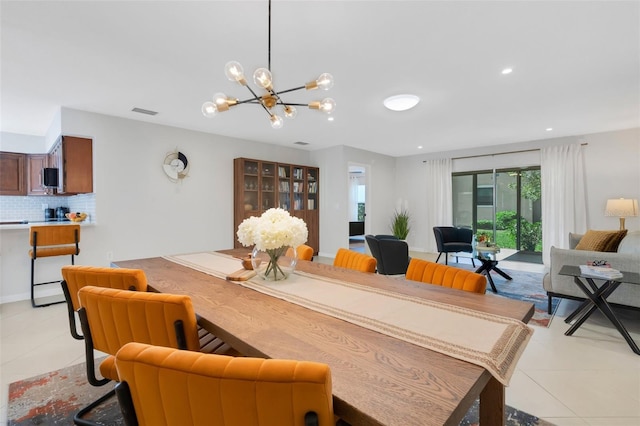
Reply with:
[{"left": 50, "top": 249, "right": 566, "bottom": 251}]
[
  {"left": 278, "top": 164, "right": 291, "bottom": 210},
  {"left": 292, "top": 167, "right": 305, "bottom": 211},
  {"left": 307, "top": 169, "right": 318, "bottom": 211},
  {"left": 243, "top": 160, "right": 259, "bottom": 211},
  {"left": 261, "top": 162, "right": 276, "bottom": 210}
]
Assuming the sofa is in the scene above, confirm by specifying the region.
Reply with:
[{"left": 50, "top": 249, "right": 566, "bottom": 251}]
[{"left": 543, "top": 230, "right": 640, "bottom": 313}]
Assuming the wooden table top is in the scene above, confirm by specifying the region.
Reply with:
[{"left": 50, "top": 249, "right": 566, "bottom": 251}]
[{"left": 114, "top": 250, "right": 534, "bottom": 426}]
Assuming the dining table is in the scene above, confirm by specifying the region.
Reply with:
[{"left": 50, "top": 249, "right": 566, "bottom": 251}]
[{"left": 113, "top": 249, "right": 534, "bottom": 426}]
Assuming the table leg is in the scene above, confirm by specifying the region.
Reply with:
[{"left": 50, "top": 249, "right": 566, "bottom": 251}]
[
  {"left": 476, "top": 260, "right": 498, "bottom": 293},
  {"left": 492, "top": 266, "right": 512, "bottom": 281},
  {"left": 479, "top": 375, "right": 504, "bottom": 426},
  {"left": 566, "top": 277, "right": 640, "bottom": 355}
]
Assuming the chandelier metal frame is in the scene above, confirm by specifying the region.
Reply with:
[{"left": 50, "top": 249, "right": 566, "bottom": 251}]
[{"left": 202, "top": 0, "right": 335, "bottom": 129}]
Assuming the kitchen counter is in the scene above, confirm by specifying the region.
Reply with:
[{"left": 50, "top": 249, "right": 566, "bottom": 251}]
[{"left": 0, "top": 220, "right": 94, "bottom": 230}]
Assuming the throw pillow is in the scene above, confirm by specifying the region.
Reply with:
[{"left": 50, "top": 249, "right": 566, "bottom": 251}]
[{"left": 575, "top": 229, "right": 628, "bottom": 252}]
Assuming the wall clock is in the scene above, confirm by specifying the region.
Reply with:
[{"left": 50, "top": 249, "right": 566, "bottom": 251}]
[{"left": 163, "top": 150, "right": 190, "bottom": 182}]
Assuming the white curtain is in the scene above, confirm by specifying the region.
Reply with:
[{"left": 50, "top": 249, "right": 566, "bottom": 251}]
[
  {"left": 348, "top": 175, "right": 359, "bottom": 221},
  {"left": 541, "top": 144, "right": 587, "bottom": 265},
  {"left": 425, "top": 158, "right": 452, "bottom": 252}
]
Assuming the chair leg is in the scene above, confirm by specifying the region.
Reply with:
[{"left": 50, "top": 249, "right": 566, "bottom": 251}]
[
  {"left": 73, "top": 387, "right": 116, "bottom": 426},
  {"left": 471, "top": 258, "right": 476, "bottom": 267},
  {"left": 435, "top": 253, "right": 442, "bottom": 264},
  {"left": 30, "top": 258, "right": 65, "bottom": 308},
  {"left": 61, "top": 281, "right": 83, "bottom": 340}
]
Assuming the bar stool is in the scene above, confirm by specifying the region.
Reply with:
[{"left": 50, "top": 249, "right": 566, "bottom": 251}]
[{"left": 29, "top": 224, "right": 80, "bottom": 308}]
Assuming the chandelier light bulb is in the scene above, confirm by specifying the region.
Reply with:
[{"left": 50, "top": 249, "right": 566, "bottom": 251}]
[
  {"left": 316, "top": 73, "right": 334, "bottom": 90},
  {"left": 253, "top": 68, "right": 273, "bottom": 89},
  {"left": 284, "top": 105, "right": 297, "bottom": 119},
  {"left": 224, "top": 61, "right": 246, "bottom": 85},
  {"left": 212, "top": 92, "right": 227, "bottom": 105},
  {"left": 319, "top": 98, "right": 336, "bottom": 114},
  {"left": 270, "top": 114, "right": 284, "bottom": 129},
  {"left": 201, "top": 101, "right": 218, "bottom": 118}
]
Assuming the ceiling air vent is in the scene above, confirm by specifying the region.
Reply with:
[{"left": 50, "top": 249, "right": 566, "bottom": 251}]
[
  {"left": 131, "top": 107, "right": 158, "bottom": 116},
  {"left": 294, "top": 141, "right": 309, "bottom": 146}
]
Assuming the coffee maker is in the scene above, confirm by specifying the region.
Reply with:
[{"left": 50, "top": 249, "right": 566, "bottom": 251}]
[
  {"left": 44, "top": 208, "right": 55, "bottom": 221},
  {"left": 55, "top": 207, "right": 70, "bottom": 221}
]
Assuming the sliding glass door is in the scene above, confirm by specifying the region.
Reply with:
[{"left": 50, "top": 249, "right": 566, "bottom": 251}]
[{"left": 452, "top": 168, "right": 541, "bottom": 252}]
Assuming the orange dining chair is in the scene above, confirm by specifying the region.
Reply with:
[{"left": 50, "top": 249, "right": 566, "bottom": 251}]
[
  {"left": 333, "top": 248, "right": 376, "bottom": 273},
  {"left": 29, "top": 224, "right": 80, "bottom": 307},
  {"left": 405, "top": 258, "right": 487, "bottom": 294},
  {"left": 286, "top": 244, "right": 315, "bottom": 261},
  {"left": 61, "top": 265, "right": 148, "bottom": 340},
  {"left": 74, "top": 286, "right": 239, "bottom": 425},
  {"left": 114, "top": 342, "right": 335, "bottom": 426}
]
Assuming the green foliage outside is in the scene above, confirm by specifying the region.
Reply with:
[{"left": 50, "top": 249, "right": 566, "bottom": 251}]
[
  {"left": 357, "top": 203, "right": 365, "bottom": 221},
  {"left": 390, "top": 209, "right": 411, "bottom": 240},
  {"left": 482, "top": 210, "right": 542, "bottom": 251}
]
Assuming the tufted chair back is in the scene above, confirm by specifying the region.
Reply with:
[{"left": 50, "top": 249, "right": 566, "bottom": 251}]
[
  {"left": 62, "top": 266, "right": 148, "bottom": 340},
  {"left": 78, "top": 286, "right": 201, "bottom": 384},
  {"left": 286, "top": 244, "right": 315, "bottom": 261},
  {"left": 115, "top": 342, "right": 334, "bottom": 426},
  {"left": 333, "top": 248, "right": 376, "bottom": 273},
  {"left": 405, "top": 258, "right": 487, "bottom": 293}
]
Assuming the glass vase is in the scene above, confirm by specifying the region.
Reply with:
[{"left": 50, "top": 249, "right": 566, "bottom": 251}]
[{"left": 251, "top": 246, "right": 297, "bottom": 281}]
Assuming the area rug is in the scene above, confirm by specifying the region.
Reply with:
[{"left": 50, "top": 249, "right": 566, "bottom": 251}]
[
  {"left": 503, "top": 251, "right": 543, "bottom": 264},
  {"left": 7, "top": 360, "right": 554, "bottom": 426},
  {"left": 453, "top": 263, "right": 558, "bottom": 327}
]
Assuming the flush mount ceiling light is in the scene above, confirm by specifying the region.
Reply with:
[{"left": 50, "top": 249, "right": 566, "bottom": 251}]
[
  {"left": 201, "top": 0, "right": 335, "bottom": 129},
  {"left": 383, "top": 94, "right": 420, "bottom": 111}
]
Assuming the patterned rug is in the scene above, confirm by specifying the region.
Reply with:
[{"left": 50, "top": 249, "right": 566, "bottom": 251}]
[
  {"left": 453, "top": 262, "right": 558, "bottom": 327},
  {"left": 8, "top": 359, "right": 554, "bottom": 426}
]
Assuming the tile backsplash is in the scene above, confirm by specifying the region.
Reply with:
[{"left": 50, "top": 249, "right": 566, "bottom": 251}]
[{"left": 0, "top": 193, "right": 96, "bottom": 223}]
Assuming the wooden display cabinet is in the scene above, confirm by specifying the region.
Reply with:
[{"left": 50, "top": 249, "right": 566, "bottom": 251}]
[{"left": 234, "top": 158, "right": 319, "bottom": 253}]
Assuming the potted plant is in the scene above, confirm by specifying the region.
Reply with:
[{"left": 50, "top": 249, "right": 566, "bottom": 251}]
[{"left": 390, "top": 209, "right": 411, "bottom": 240}]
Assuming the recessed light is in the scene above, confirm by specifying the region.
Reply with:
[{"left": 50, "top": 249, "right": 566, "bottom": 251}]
[
  {"left": 546, "top": 128, "right": 553, "bottom": 131},
  {"left": 383, "top": 94, "right": 420, "bottom": 111},
  {"left": 417, "top": 146, "right": 423, "bottom": 149},
  {"left": 328, "top": 116, "right": 334, "bottom": 122},
  {"left": 501, "top": 68, "right": 513, "bottom": 75}
]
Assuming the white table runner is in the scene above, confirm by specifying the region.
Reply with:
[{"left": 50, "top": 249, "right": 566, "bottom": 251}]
[{"left": 164, "top": 251, "right": 532, "bottom": 385}]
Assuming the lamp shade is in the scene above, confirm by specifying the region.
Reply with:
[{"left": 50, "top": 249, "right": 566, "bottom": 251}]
[{"left": 605, "top": 198, "right": 639, "bottom": 217}]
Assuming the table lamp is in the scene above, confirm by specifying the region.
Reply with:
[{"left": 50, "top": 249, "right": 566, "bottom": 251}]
[{"left": 605, "top": 198, "right": 638, "bottom": 230}]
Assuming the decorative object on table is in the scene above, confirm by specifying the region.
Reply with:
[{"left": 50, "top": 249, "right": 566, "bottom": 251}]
[
  {"left": 65, "top": 212, "right": 87, "bottom": 222},
  {"left": 578, "top": 264, "right": 623, "bottom": 279},
  {"left": 390, "top": 209, "right": 411, "bottom": 240},
  {"left": 237, "top": 208, "right": 308, "bottom": 281},
  {"left": 201, "top": 0, "right": 335, "bottom": 129},
  {"left": 604, "top": 198, "right": 638, "bottom": 230},
  {"left": 162, "top": 150, "right": 189, "bottom": 182}
]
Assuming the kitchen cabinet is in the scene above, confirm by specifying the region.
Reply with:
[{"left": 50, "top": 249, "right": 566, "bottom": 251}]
[
  {"left": 234, "top": 158, "right": 319, "bottom": 253},
  {"left": 0, "top": 152, "right": 26, "bottom": 195},
  {"left": 27, "top": 154, "right": 50, "bottom": 195},
  {"left": 49, "top": 136, "right": 93, "bottom": 194}
]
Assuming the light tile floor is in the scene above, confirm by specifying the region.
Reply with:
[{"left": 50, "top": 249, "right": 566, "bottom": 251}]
[{"left": 1, "top": 253, "right": 639, "bottom": 425}]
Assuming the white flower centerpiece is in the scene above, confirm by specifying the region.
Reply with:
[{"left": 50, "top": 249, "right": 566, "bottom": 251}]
[{"left": 237, "top": 208, "right": 308, "bottom": 281}]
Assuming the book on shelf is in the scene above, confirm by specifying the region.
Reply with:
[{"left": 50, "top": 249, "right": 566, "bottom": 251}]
[{"left": 579, "top": 264, "right": 623, "bottom": 280}]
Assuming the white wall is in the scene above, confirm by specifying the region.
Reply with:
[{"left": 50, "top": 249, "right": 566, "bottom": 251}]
[
  {"left": 311, "top": 145, "right": 396, "bottom": 258},
  {"left": 0, "top": 108, "right": 312, "bottom": 303},
  {"left": 396, "top": 127, "right": 640, "bottom": 252},
  {"left": 2, "top": 107, "right": 637, "bottom": 303}
]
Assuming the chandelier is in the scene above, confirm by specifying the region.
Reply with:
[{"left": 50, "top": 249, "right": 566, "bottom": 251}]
[{"left": 201, "top": 0, "right": 335, "bottom": 129}]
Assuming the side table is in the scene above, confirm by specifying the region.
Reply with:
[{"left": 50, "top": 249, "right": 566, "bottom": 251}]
[
  {"left": 474, "top": 246, "right": 512, "bottom": 293},
  {"left": 559, "top": 265, "right": 640, "bottom": 355}
]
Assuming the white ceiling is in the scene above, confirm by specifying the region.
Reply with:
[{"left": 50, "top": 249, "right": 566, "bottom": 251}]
[{"left": 2, "top": 0, "right": 638, "bottom": 157}]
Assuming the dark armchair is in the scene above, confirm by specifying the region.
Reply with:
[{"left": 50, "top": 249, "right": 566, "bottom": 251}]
[
  {"left": 365, "top": 234, "right": 410, "bottom": 275},
  {"left": 433, "top": 226, "right": 475, "bottom": 266}
]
